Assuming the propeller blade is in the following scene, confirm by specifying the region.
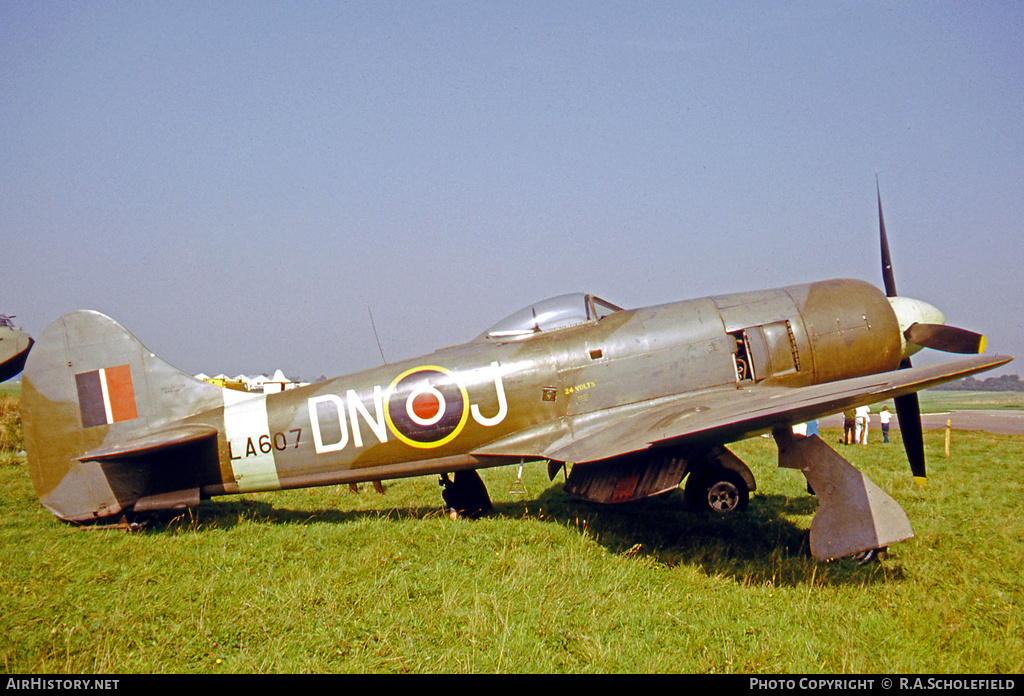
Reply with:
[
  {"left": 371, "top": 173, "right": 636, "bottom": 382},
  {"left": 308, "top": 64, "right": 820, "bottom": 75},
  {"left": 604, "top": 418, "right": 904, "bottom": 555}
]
[
  {"left": 877, "top": 176, "right": 898, "bottom": 298},
  {"left": 905, "top": 323, "right": 987, "bottom": 354},
  {"left": 878, "top": 178, "right": 926, "bottom": 483},
  {"left": 894, "top": 387, "right": 927, "bottom": 485}
]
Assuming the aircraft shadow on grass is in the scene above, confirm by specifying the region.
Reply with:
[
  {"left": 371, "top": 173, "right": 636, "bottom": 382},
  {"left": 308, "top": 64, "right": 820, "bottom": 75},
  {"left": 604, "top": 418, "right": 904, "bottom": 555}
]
[{"left": 138, "top": 482, "right": 902, "bottom": 586}]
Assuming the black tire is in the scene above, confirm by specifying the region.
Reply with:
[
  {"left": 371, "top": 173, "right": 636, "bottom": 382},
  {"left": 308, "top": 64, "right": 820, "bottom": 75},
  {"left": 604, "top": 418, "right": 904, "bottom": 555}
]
[{"left": 685, "top": 467, "right": 749, "bottom": 514}]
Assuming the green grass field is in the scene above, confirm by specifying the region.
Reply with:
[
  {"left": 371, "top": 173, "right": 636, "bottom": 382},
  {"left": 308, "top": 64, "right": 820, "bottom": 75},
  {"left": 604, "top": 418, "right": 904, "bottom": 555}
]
[
  {"left": 1, "top": 388, "right": 1022, "bottom": 673},
  {"left": 917, "top": 390, "right": 1024, "bottom": 412}
]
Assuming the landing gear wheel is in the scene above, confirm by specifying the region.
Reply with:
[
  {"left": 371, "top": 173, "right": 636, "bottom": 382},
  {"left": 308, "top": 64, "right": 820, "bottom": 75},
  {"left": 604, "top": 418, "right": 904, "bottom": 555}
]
[
  {"left": 685, "top": 467, "right": 749, "bottom": 514},
  {"left": 854, "top": 547, "right": 888, "bottom": 565},
  {"left": 439, "top": 471, "right": 493, "bottom": 520}
]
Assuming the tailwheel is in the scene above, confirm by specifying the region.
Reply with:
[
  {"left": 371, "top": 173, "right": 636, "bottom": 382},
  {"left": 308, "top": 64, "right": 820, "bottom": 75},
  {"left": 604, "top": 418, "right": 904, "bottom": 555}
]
[
  {"left": 439, "top": 471, "right": 493, "bottom": 520},
  {"left": 685, "top": 466, "right": 749, "bottom": 514}
]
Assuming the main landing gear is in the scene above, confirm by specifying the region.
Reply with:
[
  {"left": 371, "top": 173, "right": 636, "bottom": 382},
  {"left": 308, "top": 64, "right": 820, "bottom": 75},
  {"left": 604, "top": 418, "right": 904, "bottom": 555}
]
[
  {"left": 773, "top": 427, "right": 914, "bottom": 562},
  {"left": 682, "top": 447, "right": 755, "bottom": 515},
  {"left": 853, "top": 547, "right": 888, "bottom": 565},
  {"left": 439, "top": 471, "right": 493, "bottom": 520}
]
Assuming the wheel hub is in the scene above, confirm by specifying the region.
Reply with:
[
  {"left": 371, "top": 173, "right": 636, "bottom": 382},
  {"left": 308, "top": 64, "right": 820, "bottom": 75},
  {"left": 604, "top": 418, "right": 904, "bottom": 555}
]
[{"left": 707, "top": 481, "right": 741, "bottom": 512}]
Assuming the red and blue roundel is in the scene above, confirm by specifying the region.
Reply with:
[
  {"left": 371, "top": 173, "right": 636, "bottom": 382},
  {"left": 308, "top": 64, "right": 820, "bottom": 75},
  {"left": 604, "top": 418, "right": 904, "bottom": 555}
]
[{"left": 384, "top": 366, "right": 469, "bottom": 448}]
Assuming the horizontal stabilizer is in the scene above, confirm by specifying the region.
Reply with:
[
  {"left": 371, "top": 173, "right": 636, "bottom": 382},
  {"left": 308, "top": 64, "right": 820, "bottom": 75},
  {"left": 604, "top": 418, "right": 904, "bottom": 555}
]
[{"left": 77, "top": 424, "right": 219, "bottom": 463}]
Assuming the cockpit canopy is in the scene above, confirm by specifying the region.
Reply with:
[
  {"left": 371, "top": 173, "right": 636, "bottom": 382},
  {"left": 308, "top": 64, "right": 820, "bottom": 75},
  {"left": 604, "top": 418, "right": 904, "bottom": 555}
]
[{"left": 476, "top": 293, "right": 623, "bottom": 341}]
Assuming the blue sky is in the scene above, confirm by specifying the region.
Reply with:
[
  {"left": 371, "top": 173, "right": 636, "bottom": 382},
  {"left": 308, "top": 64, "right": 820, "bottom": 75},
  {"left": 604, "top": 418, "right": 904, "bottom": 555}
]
[{"left": 3, "top": 1, "right": 1021, "bottom": 380}]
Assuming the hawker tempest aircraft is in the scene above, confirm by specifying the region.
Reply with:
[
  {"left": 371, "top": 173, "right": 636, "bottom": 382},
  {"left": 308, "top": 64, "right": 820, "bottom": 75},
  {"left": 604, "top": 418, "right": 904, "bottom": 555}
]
[
  {"left": 21, "top": 187, "right": 1013, "bottom": 561},
  {"left": 0, "top": 314, "right": 33, "bottom": 383}
]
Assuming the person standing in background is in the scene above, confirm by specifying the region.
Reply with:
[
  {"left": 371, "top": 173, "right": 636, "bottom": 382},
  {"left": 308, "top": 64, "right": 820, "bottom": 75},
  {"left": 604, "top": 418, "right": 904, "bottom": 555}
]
[
  {"left": 855, "top": 405, "right": 870, "bottom": 444},
  {"left": 879, "top": 406, "right": 892, "bottom": 444},
  {"left": 843, "top": 408, "right": 856, "bottom": 444}
]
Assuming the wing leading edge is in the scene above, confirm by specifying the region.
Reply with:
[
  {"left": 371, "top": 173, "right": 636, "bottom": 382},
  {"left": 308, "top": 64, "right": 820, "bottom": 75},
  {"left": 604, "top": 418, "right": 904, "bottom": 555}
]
[{"left": 473, "top": 354, "right": 1013, "bottom": 464}]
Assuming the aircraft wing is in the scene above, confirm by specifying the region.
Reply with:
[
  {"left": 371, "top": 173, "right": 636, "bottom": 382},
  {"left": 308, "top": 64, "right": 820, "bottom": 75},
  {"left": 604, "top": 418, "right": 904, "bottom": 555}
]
[{"left": 473, "top": 354, "right": 1013, "bottom": 464}]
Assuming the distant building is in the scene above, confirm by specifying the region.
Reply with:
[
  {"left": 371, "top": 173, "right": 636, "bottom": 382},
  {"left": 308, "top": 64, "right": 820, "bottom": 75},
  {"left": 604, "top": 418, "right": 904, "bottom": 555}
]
[
  {"left": 261, "top": 369, "right": 296, "bottom": 394},
  {"left": 196, "top": 369, "right": 307, "bottom": 393}
]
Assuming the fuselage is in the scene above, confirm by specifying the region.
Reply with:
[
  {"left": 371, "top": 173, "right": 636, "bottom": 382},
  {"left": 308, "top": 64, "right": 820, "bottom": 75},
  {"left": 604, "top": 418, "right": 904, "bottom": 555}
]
[{"left": 202, "top": 277, "right": 905, "bottom": 497}]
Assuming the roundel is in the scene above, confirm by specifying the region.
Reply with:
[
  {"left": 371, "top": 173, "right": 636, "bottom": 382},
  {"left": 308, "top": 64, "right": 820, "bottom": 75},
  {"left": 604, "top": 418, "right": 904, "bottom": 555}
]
[{"left": 384, "top": 366, "right": 469, "bottom": 448}]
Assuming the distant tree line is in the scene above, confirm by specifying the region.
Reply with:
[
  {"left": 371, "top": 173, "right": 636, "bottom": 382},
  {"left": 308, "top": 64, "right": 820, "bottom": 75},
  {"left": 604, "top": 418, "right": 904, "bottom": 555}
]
[{"left": 932, "top": 374, "right": 1024, "bottom": 392}]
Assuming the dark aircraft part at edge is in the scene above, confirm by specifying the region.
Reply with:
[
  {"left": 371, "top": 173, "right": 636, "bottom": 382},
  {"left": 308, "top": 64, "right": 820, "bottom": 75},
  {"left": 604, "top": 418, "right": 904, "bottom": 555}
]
[{"left": 0, "top": 319, "right": 33, "bottom": 383}]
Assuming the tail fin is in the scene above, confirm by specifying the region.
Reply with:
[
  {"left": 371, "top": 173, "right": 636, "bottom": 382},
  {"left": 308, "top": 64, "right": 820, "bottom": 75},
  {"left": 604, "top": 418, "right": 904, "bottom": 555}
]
[{"left": 21, "top": 311, "right": 227, "bottom": 521}]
